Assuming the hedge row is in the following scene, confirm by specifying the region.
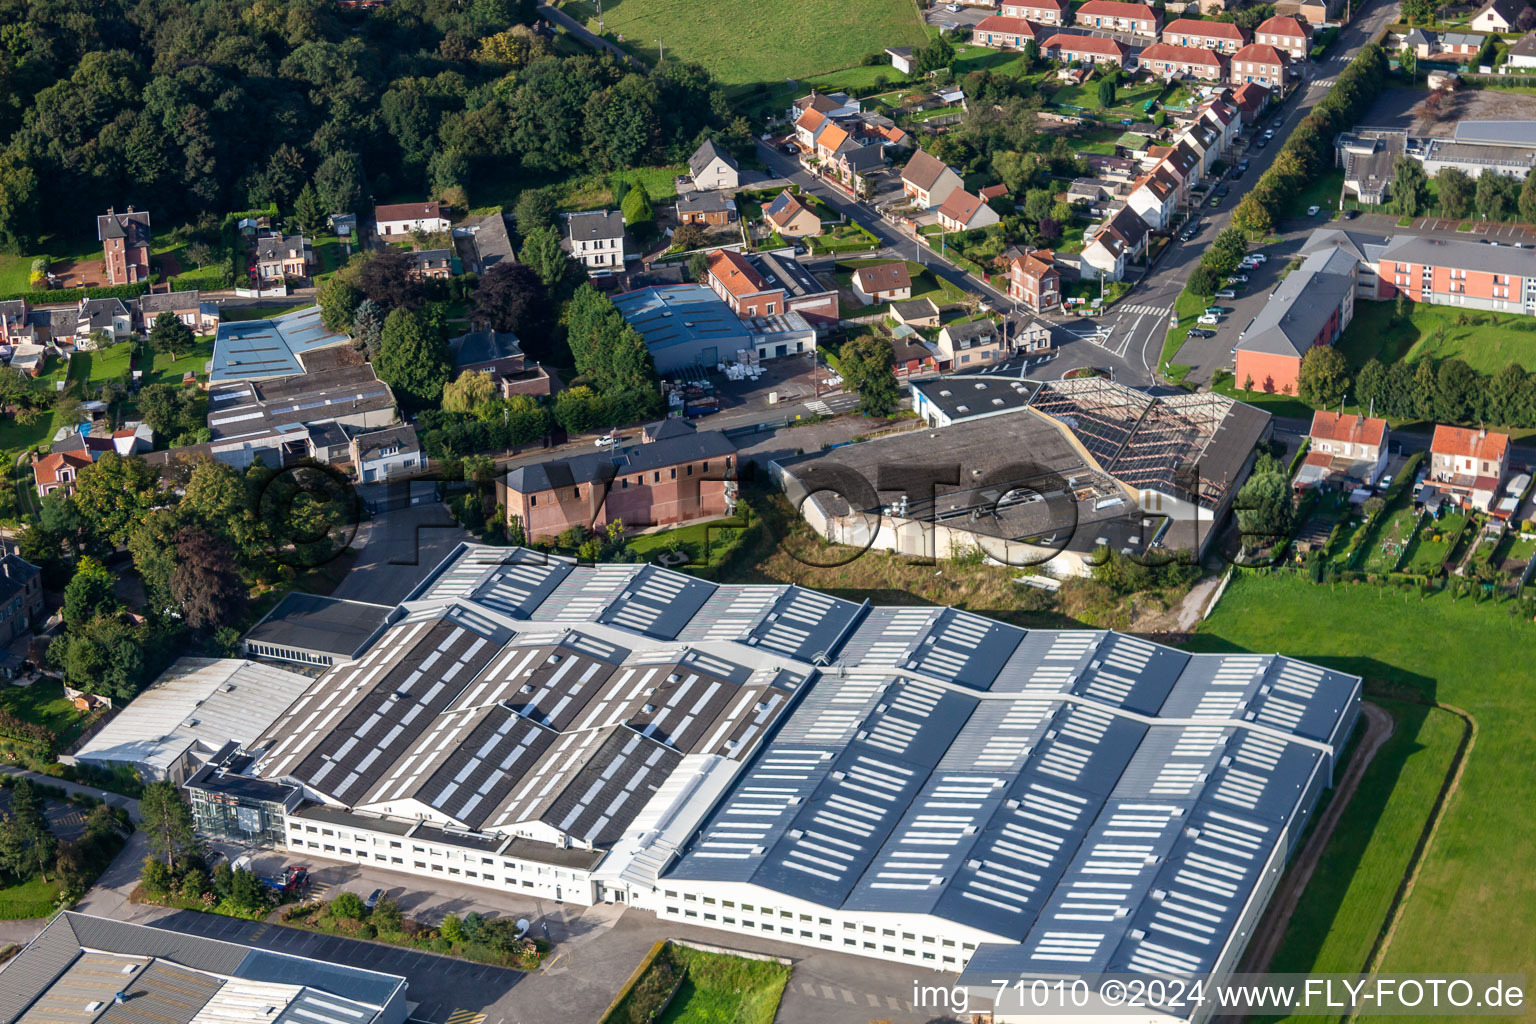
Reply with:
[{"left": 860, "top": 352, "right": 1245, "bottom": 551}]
[{"left": 0, "top": 282, "right": 149, "bottom": 305}]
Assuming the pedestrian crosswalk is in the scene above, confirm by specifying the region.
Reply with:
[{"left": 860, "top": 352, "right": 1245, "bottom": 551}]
[
  {"left": 1119, "top": 303, "right": 1173, "bottom": 317},
  {"left": 1315, "top": 78, "right": 1336, "bottom": 87},
  {"left": 806, "top": 399, "right": 833, "bottom": 416}
]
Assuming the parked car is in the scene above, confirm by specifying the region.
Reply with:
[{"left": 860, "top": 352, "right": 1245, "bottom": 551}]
[
  {"left": 1343, "top": 209, "right": 1360, "bottom": 219},
  {"left": 1272, "top": 117, "right": 1284, "bottom": 129},
  {"left": 1256, "top": 136, "right": 1269, "bottom": 149},
  {"left": 1227, "top": 274, "right": 1249, "bottom": 283},
  {"left": 1263, "top": 128, "right": 1275, "bottom": 138},
  {"left": 594, "top": 435, "right": 618, "bottom": 448},
  {"left": 1197, "top": 314, "right": 1221, "bottom": 325},
  {"left": 1216, "top": 184, "right": 1230, "bottom": 197},
  {"left": 1307, "top": 205, "right": 1321, "bottom": 216},
  {"left": 1216, "top": 288, "right": 1237, "bottom": 299},
  {"left": 1204, "top": 307, "right": 1228, "bottom": 315},
  {"left": 1209, "top": 195, "right": 1221, "bottom": 207},
  {"left": 365, "top": 888, "right": 384, "bottom": 910},
  {"left": 1248, "top": 253, "right": 1267, "bottom": 263},
  {"left": 1187, "top": 327, "right": 1215, "bottom": 339}
]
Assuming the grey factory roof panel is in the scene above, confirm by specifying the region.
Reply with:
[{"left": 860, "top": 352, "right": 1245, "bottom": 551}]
[
  {"left": 243, "top": 592, "right": 394, "bottom": 661},
  {"left": 209, "top": 306, "right": 351, "bottom": 383},
  {"left": 742, "top": 586, "right": 866, "bottom": 663},
  {"left": 912, "top": 375, "right": 1041, "bottom": 422},
  {"left": 1068, "top": 632, "right": 1187, "bottom": 715},
  {"left": 231, "top": 950, "right": 402, "bottom": 1008},
  {"left": 1453, "top": 119, "right": 1536, "bottom": 146},
  {"left": 417, "top": 547, "right": 574, "bottom": 617},
  {"left": 95, "top": 959, "right": 223, "bottom": 1024},
  {"left": 595, "top": 565, "right": 718, "bottom": 639}
]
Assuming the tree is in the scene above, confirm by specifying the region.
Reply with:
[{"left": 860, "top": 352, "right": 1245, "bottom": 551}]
[
  {"left": 318, "top": 274, "right": 362, "bottom": 334},
  {"left": 1187, "top": 264, "right": 1221, "bottom": 297},
  {"left": 440, "top": 912, "right": 465, "bottom": 943},
  {"left": 372, "top": 896, "right": 403, "bottom": 932},
  {"left": 1476, "top": 171, "right": 1518, "bottom": 221},
  {"left": 331, "top": 891, "right": 366, "bottom": 919},
  {"left": 376, "top": 308, "right": 453, "bottom": 406},
  {"left": 292, "top": 182, "right": 324, "bottom": 235},
  {"left": 149, "top": 311, "right": 194, "bottom": 361},
  {"left": 1434, "top": 357, "right": 1478, "bottom": 423},
  {"left": 169, "top": 528, "right": 247, "bottom": 630},
  {"left": 1436, "top": 167, "right": 1473, "bottom": 219},
  {"left": 443, "top": 370, "right": 498, "bottom": 415},
  {"left": 914, "top": 36, "right": 955, "bottom": 75},
  {"left": 839, "top": 334, "right": 899, "bottom": 417},
  {"left": 1235, "top": 453, "right": 1292, "bottom": 546},
  {"left": 352, "top": 298, "right": 385, "bottom": 361},
  {"left": 1520, "top": 171, "right": 1536, "bottom": 226},
  {"left": 9, "top": 781, "right": 55, "bottom": 883},
  {"left": 513, "top": 188, "right": 558, "bottom": 237},
  {"left": 1297, "top": 345, "right": 1351, "bottom": 408},
  {"left": 1097, "top": 77, "right": 1117, "bottom": 109},
  {"left": 620, "top": 181, "right": 654, "bottom": 234},
  {"left": 71, "top": 453, "right": 164, "bottom": 546},
  {"left": 471, "top": 262, "right": 548, "bottom": 336},
  {"left": 358, "top": 248, "right": 426, "bottom": 311},
  {"left": 139, "top": 781, "right": 196, "bottom": 870},
  {"left": 688, "top": 251, "right": 710, "bottom": 283},
  {"left": 1390, "top": 156, "right": 1428, "bottom": 218},
  {"left": 63, "top": 557, "right": 119, "bottom": 627},
  {"left": 1231, "top": 195, "right": 1273, "bottom": 238},
  {"left": 520, "top": 225, "right": 572, "bottom": 291},
  {"left": 313, "top": 151, "right": 366, "bottom": 217}
]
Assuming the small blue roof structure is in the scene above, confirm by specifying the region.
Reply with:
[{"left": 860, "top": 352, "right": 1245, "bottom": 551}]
[{"left": 209, "top": 306, "right": 351, "bottom": 383}]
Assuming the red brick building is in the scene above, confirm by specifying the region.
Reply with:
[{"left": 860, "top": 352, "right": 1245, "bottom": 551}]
[
  {"left": 97, "top": 207, "right": 151, "bottom": 286},
  {"left": 1161, "top": 17, "right": 1249, "bottom": 52},
  {"left": 706, "top": 250, "right": 784, "bottom": 318},
  {"left": 1007, "top": 250, "right": 1061, "bottom": 313},
  {"left": 498, "top": 421, "right": 737, "bottom": 540}
]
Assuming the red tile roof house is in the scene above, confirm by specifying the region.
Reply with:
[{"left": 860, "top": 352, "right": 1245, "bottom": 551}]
[
  {"left": 373, "top": 201, "right": 450, "bottom": 236},
  {"left": 1430, "top": 425, "right": 1510, "bottom": 512},
  {"left": 1002, "top": 0, "right": 1069, "bottom": 23},
  {"left": 1229, "top": 43, "right": 1290, "bottom": 90},
  {"left": 900, "top": 150, "right": 964, "bottom": 209},
  {"left": 1042, "top": 33, "right": 1132, "bottom": 66},
  {"left": 972, "top": 15, "right": 1039, "bottom": 48},
  {"left": 1296, "top": 411, "right": 1389, "bottom": 491},
  {"left": 1161, "top": 18, "right": 1249, "bottom": 53},
  {"left": 32, "top": 451, "right": 93, "bottom": 498},
  {"left": 851, "top": 262, "right": 913, "bottom": 305},
  {"left": 935, "top": 189, "right": 1002, "bottom": 232},
  {"left": 1255, "top": 15, "right": 1312, "bottom": 60},
  {"left": 1232, "top": 81, "right": 1272, "bottom": 123},
  {"left": 706, "top": 250, "right": 785, "bottom": 318},
  {"left": 1007, "top": 250, "right": 1061, "bottom": 312},
  {"left": 1138, "top": 43, "right": 1228, "bottom": 80},
  {"left": 1073, "top": 0, "right": 1161, "bottom": 36}
]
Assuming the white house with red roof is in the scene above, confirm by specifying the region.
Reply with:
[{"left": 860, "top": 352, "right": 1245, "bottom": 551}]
[
  {"left": 1138, "top": 43, "right": 1228, "bottom": 80},
  {"left": 1001, "top": 0, "right": 1068, "bottom": 22},
  {"left": 935, "top": 189, "right": 1001, "bottom": 232},
  {"left": 1255, "top": 15, "right": 1312, "bottom": 59},
  {"left": 1297, "top": 412, "right": 1389, "bottom": 490},
  {"left": 972, "top": 15, "right": 1040, "bottom": 47},
  {"left": 1230, "top": 43, "right": 1290, "bottom": 89},
  {"left": 851, "top": 262, "right": 913, "bottom": 305},
  {"left": 1042, "top": 33, "right": 1131, "bottom": 65},
  {"left": 1128, "top": 163, "right": 1181, "bottom": 231},
  {"left": 1161, "top": 18, "right": 1249, "bottom": 53},
  {"left": 901, "top": 150, "right": 964, "bottom": 209},
  {"left": 1073, "top": 0, "right": 1161, "bottom": 35},
  {"left": 1429, "top": 425, "right": 1510, "bottom": 511}
]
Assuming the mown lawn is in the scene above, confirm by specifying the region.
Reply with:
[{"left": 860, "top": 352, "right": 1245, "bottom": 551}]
[
  {"left": 0, "top": 679, "right": 87, "bottom": 744},
  {"left": 1194, "top": 571, "right": 1536, "bottom": 991},
  {"left": 560, "top": 0, "right": 927, "bottom": 86},
  {"left": 0, "top": 875, "right": 66, "bottom": 921},
  {"left": 143, "top": 338, "right": 216, "bottom": 388},
  {"left": 70, "top": 342, "right": 135, "bottom": 386},
  {"left": 834, "top": 259, "right": 970, "bottom": 314},
  {"left": 656, "top": 946, "right": 789, "bottom": 1024},
  {"left": 1337, "top": 299, "right": 1536, "bottom": 377}
]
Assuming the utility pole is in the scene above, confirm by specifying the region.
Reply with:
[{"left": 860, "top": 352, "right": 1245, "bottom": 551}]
[{"left": 656, "top": 38, "right": 663, "bottom": 61}]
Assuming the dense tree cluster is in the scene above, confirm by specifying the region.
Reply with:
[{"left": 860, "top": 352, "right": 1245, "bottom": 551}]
[
  {"left": 0, "top": 0, "right": 737, "bottom": 250},
  {"left": 838, "top": 333, "right": 900, "bottom": 417},
  {"left": 558, "top": 284, "right": 662, "bottom": 430},
  {"left": 1232, "top": 42, "right": 1389, "bottom": 238}
]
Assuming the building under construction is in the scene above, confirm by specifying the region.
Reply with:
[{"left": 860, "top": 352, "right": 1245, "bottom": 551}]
[{"left": 777, "top": 376, "right": 1271, "bottom": 575}]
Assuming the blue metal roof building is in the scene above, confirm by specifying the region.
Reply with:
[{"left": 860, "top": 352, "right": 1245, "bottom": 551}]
[
  {"left": 209, "top": 305, "right": 352, "bottom": 383},
  {"left": 612, "top": 284, "right": 752, "bottom": 374}
]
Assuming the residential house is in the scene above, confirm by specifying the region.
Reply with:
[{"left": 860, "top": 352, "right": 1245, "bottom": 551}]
[
  {"left": 1401, "top": 27, "right": 1438, "bottom": 57},
  {"left": 1470, "top": 0, "right": 1524, "bottom": 32},
  {"left": 890, "top": 297, "right": 941, "bottom": 328},
  {"left": 746, "top": 250, "right": 840, "bottom": 325},
  {"left": 1007, "top": 250, "right": 1062, "bottom": 312},
  {"left": 373, "top": 201, "right": 450, "bottom": 236},
  {"left": 96, "top": 207, "right": 151, "bottom": 286},
  {"left": 76, "top": 297, "right": 134, "bottom": 347},
  {"left": 457, "top": 211, "right": 515, "bottom": 273},
  {"left": 136, "top": 290, "right": 215, "bottom": 334},
  {"left": 1007, "top": 313, "right": 1054, "bottom": 355},
  {"left": 1338, "top": 130, "right": 1405, "bottom": 205},
  {"left": 1438, "top": 31, "right": 1485, "bottom": 57},
  {"left": 791, "top": 91, "right": 857, "bottom": 121},
  {"left": 1505, "top": 31, "right": 1536, "bottom": 67},
  {"left": 498, "top": 421, "right": 737, "bottom": 539},
  {"left": 50, "top": 425, "right": 153, "bottom": 461},
  {"left": 689, "top": 139, "right": 740, "bottom": 191},
  {"left": 1235, "top": 246, "right": 1357, "bottom": 394},
  {"left": 1254, "top": 15, "right": 1311, "bottom": 59},
  {"left": 826, "top": 138, "right": 886, "bottom": 193},
  {"left": 851, "top": 262, "right": 913, "bottom": 305},
  {"left": 405, "top": 249, "right": 456, "bottom": 279},
  {"left": 764, "top": 190, "right": 822, "bottom": 237},
  {"left": 887, "top": 46, "right": 916, "bottom": 74},
  {"left": 253, "top": 233, "right": 313, "bottom": 283},
  {"left": 935, "top": 189, "right": 1002, "bottom": 232},
  {"left": 32, "top": 451, "right": 94, "bottom": 497},
  {"left": 1430, "top": 425, "right": 1510, "bottom": 511},
  {"left": 1375, "top": 234, "right": 1536, "bottom": 312},
  {"left": 562, "top": 210, "right": 626, "bottom": 270},
  {"left": 350, "top": 424, "right": 422, "bottom": 483},
  {"left": 0, "top": 555, "right": 42, "bottom": 650},
  {"left": 706, "top": 250, "right": 784, "bottom": 318},
  {"left": 1128, "top": 164, "right": 1181, "bottom": 231},
  {"left": 1296, "top": 411, "right": 1389, "bottom": 490},
  {"left": 1229, "top": 43, "right": 1290, "bottom": 89},
  {"left": 1073, "top": 0, "right": 1161, "bottom": 35},
  {"left": 1161, "top": 18, "right": 1249, "bottom": 52},
  {"left": 676, "top": 191, "right": 738, "bottom": 228},
  {"left": 449, "top": 327, "right": 555, "bottom": 397},
  {"left": 793, "top": 107, "right": 832, "bottom": 151},
  {"left": 1001, "top": 0, "right": 1069, "bottom": 22},
  {"left": 1199, "top": 94, "right": 1242, "bottom": 150},
  {"left": 1041, "top": 33, "right": 1132, "bottom": 65},
  {"left": 1232, "top": 81, "right": 1272, "bottom": 123},
  {"left": 972, "top": 15, "right": 1039, "bottom": 47},
  {"left": 1179, "top": 121, "right": 1223, "bottom": 175},
  {"left": 1082, "top": 206, "right": 1150, "bottom": 281},
  {"left": 8, "top": 344, "right": 44, "bottom": 375},
  {"left": 1139, "top": 43, "right": 1228, "bottom": 80},
  {"left": 0, "top": 300, "right": 29, "bottom": 345},
  {"left": 901, "top": 150, "right": 964, "bottom": 209},
  {"left": 936, "top": 319, "right": 1006, "bottom": 369}
]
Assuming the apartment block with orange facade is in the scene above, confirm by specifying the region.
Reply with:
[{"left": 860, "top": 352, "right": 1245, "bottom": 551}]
[
  {"left": 498, "top": 421, "right": 737, "bottom": 540},
  {"left": 1374, "top": 235, "right": 1536, "bottom": 313}
]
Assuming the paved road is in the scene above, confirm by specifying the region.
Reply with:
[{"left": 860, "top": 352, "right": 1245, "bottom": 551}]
[
  {"left": 1157, "top": 0, "right": 1402, "bottom": 384},
  {"left": 0, "top": 766, "right": 140, "bottom": 824}
]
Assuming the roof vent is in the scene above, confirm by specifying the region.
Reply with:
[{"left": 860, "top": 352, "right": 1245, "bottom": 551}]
[
  {"left": 1151, "top": 889, "right": 1167, "bottom": 901},
  {"left": 642, "top": 703, "right": 657, "bottom": 714},
  {"left": 788, "top": 828, "right": 804, "bottom": 839},
  {"left": 86, "top": 1002, "right": 104, "bottom": 1013},
  {"left": 831, "top": 770, "right": 847, "bottom": 780},
  {"left": 519, "top": 684, "right": 534, "bottom": 694},
  {"left": 667, "top": 673, "right": 681, "bottom": 684},
  {"left": 1130, "top": 928, "right": 1146, "bottom": 940},
  {"left": 121, "top": 965, "right": 137, "bottom": 975},
  {"left": 1005, "top": 798, "right": 1020, "bottom": 809},
  {"left": 224, "top": 684, "right": 236, "bottom": 693}
]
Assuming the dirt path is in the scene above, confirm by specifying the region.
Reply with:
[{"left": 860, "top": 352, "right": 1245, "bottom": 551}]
[{"left": 1239, "top": 701, "right": 1395, "bottom": 976}]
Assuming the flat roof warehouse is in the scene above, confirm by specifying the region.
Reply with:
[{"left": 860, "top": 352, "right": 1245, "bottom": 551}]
[{"left": 214, "top": 544, "right": 1359, "bottom": 996}]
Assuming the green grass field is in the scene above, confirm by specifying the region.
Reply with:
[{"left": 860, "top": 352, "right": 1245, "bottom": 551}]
[
  {"left": 834, "top": 259, "right": 969, "bottom": 314},
  {"left": 70, "top": 342, "right": 134, "bottom": 386},
  {"left": 656, "top": 946, "right": 789, "bottom": 1024},
  {"left": 560, "top": 0, "right": 927, "bottom": 86},
  {"left": 0, "top": 875, "right": 65, "bottom": 920},
  {"left": 1338, "top": 300, "right": 1536, "bottom": 376},
  {"left": 0, "top": 679, "right": 87, "bottom": 744},
  {"left": 143, "top": 339, "right": 216, "bottom": 388},
  {"left": 1193, "top": 572, "right": 1535, "bottom": 1000}
]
